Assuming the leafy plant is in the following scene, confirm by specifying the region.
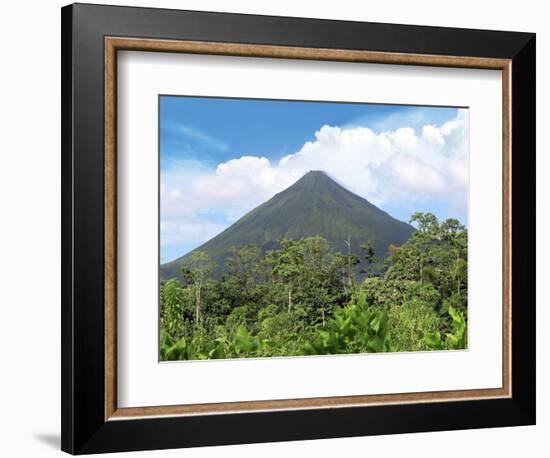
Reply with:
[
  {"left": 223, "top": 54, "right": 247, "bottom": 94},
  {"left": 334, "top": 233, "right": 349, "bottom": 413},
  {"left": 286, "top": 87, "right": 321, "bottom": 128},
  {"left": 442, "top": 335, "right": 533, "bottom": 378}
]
[
  {"left": 303, "top": 292, "right": 391, "bottom": 355},
  {"left": 424, "top": 306, "right": 467, "bottom": 350}
]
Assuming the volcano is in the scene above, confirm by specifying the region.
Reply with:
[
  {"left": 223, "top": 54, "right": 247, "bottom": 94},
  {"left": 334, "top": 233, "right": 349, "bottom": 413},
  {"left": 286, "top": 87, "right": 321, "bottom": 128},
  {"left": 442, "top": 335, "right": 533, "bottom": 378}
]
[{"left": 160, "top": 171, "right": 414, "bottom": 280}]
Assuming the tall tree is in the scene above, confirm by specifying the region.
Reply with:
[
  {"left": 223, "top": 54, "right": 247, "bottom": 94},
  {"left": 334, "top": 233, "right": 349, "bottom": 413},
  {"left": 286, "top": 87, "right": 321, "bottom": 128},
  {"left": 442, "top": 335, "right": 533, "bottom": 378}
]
[
  {"left": 266, "top": 239, "right": 303, "bottom": 313},
  {"left": 180, "top": 251, "right": 216, "bottom": 325},
  {"left": 360, "top": 240, "right": 379, "bottom": 278},
  {"left": 344, "top": 235, "right": 360, "bottom": 294},
  {"left": 222, "top": 244, "right": 263, "bottom": 308},
  {"left": 385, "top": 212, "right": 468, "bottom": 313},
  {"left": 159, "top": 278, "right": 185, "bottom": 338}
]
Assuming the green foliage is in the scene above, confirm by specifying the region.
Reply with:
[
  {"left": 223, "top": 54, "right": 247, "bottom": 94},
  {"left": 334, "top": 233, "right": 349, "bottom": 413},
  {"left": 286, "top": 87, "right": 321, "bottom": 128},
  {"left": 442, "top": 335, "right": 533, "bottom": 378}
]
[
  {"left": 180, "top": 251, "right": 217, "bottom": 325},
  {"left": 160, "top": 324, "right": 257, "bottom": 360},
  {"left": 265, "top": 237, "right": 346, "bottom": 325},
  {"left": 159, "top": 213, "right": 468, "bottom": 361},
  {"left": 361, "top": 278, "right": 440, "bottom": 310},
  {"left": 384, "top": 212, "right": 468, "bottom": 315},
  {"left": 160, "top": 279, "right": 186, "bottom": 338},
  {"left": 424, "top": 306, "right": 467, "bottom": 350},
  {"left": 234, "top": 324, "right": 254, "bottom": 354},
  {"left": 359, "top": 240, "right": 380, "bottom": 277},
  {"left": 303, "top": 294, "right": 391, "bottom": 354},
  {"left": 387, "top": 296, "right": 442, "bottom": 352}
]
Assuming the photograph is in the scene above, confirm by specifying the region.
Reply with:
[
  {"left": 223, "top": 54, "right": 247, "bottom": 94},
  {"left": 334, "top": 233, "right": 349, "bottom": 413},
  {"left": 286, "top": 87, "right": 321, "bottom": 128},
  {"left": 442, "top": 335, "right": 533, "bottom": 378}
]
[
  {"left": 159, "top": 96, "right": 469, "bottom": 361},
  {"left": 52, "top": 2, "right": 536, "bottom": 455}
]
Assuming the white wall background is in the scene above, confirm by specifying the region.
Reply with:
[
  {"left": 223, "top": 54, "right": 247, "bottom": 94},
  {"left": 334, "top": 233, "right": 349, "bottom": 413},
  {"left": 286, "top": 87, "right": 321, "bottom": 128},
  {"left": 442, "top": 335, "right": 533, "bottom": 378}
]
[{"left": 0, "top": 1, "right": 544, "bottom": 456}]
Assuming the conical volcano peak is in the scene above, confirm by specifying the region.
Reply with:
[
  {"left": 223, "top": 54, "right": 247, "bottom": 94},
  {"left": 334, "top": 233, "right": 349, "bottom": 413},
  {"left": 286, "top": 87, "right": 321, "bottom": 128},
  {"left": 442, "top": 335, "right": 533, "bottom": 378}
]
[
  {"left": 161, "top": 168, "right": 414, "bottom": 280},
  {"left": 282, "top": 170, "right": 365, "bottom": 207},
  {"left": 299, "top": 170, "right": 331, "bottom": 182},
  {"left": 305, "top": 170, "right": 327, "bottom": 177},
  {"left": 289, "top": 170, "right": 344, "bottom": 192}
]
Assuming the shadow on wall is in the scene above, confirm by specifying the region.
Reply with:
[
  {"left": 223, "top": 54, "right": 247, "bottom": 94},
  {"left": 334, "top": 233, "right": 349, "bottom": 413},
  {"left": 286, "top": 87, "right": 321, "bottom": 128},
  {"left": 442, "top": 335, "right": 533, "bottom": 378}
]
[{"left": 33, "top": 433, "right": 60, "bottom": 450}]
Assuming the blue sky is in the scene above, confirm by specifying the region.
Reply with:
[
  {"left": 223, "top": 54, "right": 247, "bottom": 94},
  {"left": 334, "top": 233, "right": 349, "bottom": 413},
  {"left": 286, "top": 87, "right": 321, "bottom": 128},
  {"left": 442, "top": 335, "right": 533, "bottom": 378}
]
[{"left": 160, "top": 96, "right": 468, "bottom": 263}]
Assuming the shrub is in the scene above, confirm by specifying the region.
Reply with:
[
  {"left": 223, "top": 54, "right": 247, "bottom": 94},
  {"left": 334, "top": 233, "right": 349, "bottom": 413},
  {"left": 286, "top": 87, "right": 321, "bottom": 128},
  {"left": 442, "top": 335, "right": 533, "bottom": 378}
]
[
  {"left": 302, "top": 292, "right": 391, "bottom": 355},
  {"left": 424, "top": 306, "right": 467, "bottom": 350},
  {"left": 387, "top": 298, "right": 441, "bottom": 352}
]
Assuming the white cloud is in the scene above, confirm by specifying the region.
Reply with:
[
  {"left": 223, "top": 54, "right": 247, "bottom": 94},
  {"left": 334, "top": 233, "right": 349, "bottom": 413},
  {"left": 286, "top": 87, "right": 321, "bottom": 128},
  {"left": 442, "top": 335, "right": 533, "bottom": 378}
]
[
  {"left": 422, "top": 124, "right": 445, "bottom": 146},
  {"left": 161, "top": 109, "right": 468, "bottom": 251},
  {"left": 276, "top": 108, "right": 468, "bottom": 207}
]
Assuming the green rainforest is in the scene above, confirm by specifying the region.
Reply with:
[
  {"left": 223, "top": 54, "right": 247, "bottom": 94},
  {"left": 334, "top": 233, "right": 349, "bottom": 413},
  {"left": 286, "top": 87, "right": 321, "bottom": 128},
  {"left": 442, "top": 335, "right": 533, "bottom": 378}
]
[{"left": 159, "top": 211, "right": 468, "bottom": 361}]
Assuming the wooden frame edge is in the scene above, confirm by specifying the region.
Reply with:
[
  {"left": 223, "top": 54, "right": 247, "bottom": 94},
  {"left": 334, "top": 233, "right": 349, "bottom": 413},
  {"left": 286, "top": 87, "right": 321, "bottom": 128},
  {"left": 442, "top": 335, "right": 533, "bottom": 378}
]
[
  {"left": 109, "top": 387, "right": 510, "bottom": 420},
  {"left": 104, "top": 36, "right": 512, "bottom": 421},
  {"left": 502, "top": 61, "right": 512, "bottom": 401},
  {"left": 105, "top": 38, "right": 118, "bottom": 420}
]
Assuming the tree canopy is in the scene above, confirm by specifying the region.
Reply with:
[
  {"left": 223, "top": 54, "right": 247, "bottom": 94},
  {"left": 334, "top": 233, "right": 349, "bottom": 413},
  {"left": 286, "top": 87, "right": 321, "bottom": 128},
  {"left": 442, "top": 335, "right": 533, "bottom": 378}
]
[{"left": 160, "top": 212, "right": 468, "bottom": 360}]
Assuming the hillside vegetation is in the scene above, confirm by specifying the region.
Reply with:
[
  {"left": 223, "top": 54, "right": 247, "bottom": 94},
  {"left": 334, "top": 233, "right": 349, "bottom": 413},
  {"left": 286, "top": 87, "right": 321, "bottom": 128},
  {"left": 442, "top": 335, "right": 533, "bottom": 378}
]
[{"left": 160, "top": 212, "right": 468, "bottom": 360}]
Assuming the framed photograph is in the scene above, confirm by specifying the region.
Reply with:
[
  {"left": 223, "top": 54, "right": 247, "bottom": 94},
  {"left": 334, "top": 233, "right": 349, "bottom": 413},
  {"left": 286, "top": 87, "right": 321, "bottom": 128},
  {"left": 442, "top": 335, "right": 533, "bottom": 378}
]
[{"left": 61, "top": 3, "right": 536, "bottom": 454}]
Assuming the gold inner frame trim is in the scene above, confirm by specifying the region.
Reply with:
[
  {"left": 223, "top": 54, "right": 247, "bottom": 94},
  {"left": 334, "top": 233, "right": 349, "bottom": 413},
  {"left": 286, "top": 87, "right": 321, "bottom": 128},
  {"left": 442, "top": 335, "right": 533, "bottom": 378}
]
[{"left": 104, "top": 36, "right": 512, "bottom": 421}]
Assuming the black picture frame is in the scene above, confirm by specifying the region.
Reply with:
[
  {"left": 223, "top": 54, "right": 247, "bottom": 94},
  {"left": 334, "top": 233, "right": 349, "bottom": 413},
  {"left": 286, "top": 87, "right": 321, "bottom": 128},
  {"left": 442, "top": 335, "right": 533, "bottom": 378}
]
[{"left": 61, "top": 3, "right": 536, "bottom": 454}]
